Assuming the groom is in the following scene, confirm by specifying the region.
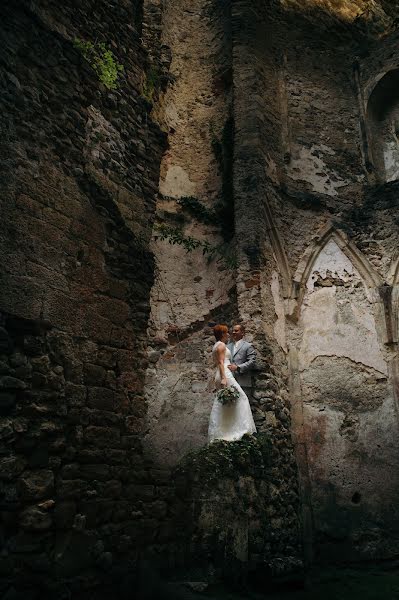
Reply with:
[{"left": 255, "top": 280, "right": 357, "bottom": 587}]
[{"left": 227, "top": 324, "right": 256, "bottom": 391}]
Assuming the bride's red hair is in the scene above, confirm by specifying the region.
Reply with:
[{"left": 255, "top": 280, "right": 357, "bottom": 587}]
[{"left": 213, "top": 324, "right": 228, "bottom": 341}]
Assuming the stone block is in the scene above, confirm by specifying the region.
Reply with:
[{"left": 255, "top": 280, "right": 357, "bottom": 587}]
[
  {"left": 0, "top": 376, "right": 26, "bottom": 390},
  {"left": 23, "top": 336, "right": 43, "bottom": 357},
  {"left": 27, "top": 447, "right": 49, "bottom": 469},
  {"left": 125, "top": 415, "right": 144, "bottom": 434},
  {"left": 18, "top": 469, "right": 54, "bottom": 501},
  {"left": 0, "top": 327, "right": 11, "bottom": 352},
  {"left": 53, "top": 500, "right": 76, "bottom": 529},
  {"left": 0, "top": 392, "right": 16, "bottom": 414},
  {"left": 87, "top": 387, "right": 118, "bottom": 411},
  {"left": 84, "top": 364, "right": 107, "bottom": 386},
  {"left": 19, "top": 505, "right": 53, "bottom": 531},
  {"left": 125, "top": 484, "right": 155, "bottom": 501},
  {"left": 56, "top": 479, "right": 90, "bottom": 500},
  {"left": 65, "top": 382, "right": 87, "bottom": 407},
  {"left": 0, "top": 456, "right": 26, "bottom": 481},
  {"left": 84, "top": 426, "right": 121, "bottom": 448}
]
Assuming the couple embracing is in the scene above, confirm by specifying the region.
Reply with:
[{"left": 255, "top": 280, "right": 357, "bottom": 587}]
[{"left": 208, "top": 324, "right": 257, "bottom": 442}]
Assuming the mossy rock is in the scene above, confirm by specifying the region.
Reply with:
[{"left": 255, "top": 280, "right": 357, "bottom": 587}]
[{"left": 174, "top": 433, "right": 273, "bottom": 488}]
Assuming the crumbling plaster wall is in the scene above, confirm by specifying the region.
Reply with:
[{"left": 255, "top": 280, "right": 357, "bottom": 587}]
[
  {"left": 142, "top": 0, "right": 303, "bottom": 577},
  {"left": 144, "top": 0, "right": 236, "bottom": 466},
  {"left": 231, "top": 0, "right": 399, "bottom": 563},
  {"left": 294, "top": 237, "right": 399, "bottom": 561}
]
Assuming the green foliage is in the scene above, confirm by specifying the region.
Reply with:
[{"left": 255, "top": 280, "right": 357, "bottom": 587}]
[
  {"left": 142, "top": 65, "right": 161, "bottom": 101},
  {"left": 176, "top": 196, "right": 220, "bottom": 225},
  {"left": 175, "top": 433, "right": 272, "bottom": 486},
  {"left": 153, "top": 224, "right": 236, "bottom": 269},
  {"left": 154, "top": 224, "right": 208, "bottom": 253},
  {"left": 74, "top": 38, "right": 124, "bottom": 90}
]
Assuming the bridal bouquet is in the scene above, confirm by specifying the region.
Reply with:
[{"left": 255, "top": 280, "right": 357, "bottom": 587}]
[{"left": 216, "top": 386, "right": 240, "bottom": 405}]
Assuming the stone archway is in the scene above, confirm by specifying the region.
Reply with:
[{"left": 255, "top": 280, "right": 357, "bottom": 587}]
[
  {"left": 367, "top": 68, "right": 399, "bottom": 182},
  {"left": 289, "top": 229, "right": 399, "bottom": 563}
]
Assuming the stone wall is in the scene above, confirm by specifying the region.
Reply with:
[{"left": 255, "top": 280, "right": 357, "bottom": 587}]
[
  {"left": 143, "top": 0, "right": 304, "bottom": 580},
  {"left": 0, "top": 1, "right": 169, "bottom": 596},
  {"left": 2, "top": 0, "right": 399, "bottom": 595},
  {"left": 230, "top": 0, "right": 399, "bottom": 564},
  {"left": 173, "top": 434, "right": 302, "bottom": 585}
]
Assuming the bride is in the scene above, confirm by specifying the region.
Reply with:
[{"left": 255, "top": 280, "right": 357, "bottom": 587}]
[{"left": 208, "top": 324, "right": 257, "bottom": 442}]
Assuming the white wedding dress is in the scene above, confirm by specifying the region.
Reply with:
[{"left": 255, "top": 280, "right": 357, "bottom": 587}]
[{"left": 208, "top": 341, "right": 257, "bottom": 442}]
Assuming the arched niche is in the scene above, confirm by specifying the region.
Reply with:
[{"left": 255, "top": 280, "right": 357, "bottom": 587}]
[
  {"left": 290, "top": 225, "right": 383, "bottom": 318},
  {"left": 367, "top": 69, "right": 399, "bottom": 182},
  {"left": 290, "top": 230, "right": 399, "bottom": 562}
]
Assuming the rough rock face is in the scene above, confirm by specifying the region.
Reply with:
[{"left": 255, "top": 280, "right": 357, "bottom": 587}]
[
  {"left": 1, "top": 0, "right": 399, "bottom": 596},
  {"left": 0, "top": 0, "right": 169, "bottom": 596},
  {"left": 173, "top": 434, "right": 302, "bottom": 584}
]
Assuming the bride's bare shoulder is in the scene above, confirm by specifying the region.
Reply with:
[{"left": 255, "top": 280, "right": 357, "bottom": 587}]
[{"left": 213, "top": 341, "right": 226, "bottom": 351}]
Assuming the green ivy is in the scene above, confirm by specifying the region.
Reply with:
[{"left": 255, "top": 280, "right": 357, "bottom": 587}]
[
  {"left": 74, "top": 39, "right": 124, "bottom": 90},
  {"left": 176, "top": 196, "right": 220, "bottom": 225},
  {"left": 154, "top": 224, "right": 208, "bottom": 253},
  {"left": 174, "top": 433, "right": 272, "bottom": 486},
  {"left": 142, "top": 65, "right": 161, "bottom": 101},
  {"left": 153, "top": 224, "right": 236, "bottom": 269}
]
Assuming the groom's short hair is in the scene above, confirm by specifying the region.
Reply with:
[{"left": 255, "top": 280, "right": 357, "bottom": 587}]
[{"left": 233, "top": 323, "right": 245, "bottom": 334}]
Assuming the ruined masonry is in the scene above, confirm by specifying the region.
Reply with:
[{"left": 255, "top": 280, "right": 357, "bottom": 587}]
[{"left": 1, "top": 0, "right": 399, "bottom": 597}]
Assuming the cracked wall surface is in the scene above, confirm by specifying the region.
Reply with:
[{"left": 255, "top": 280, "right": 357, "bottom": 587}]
[
  {"left": 231, "top": 0, "right": 399, "bottom": 564},
  {"left": 297, "top": 240, "right": 399, "bottom": 561},
  {"left": 143, "top": 0, "right": 235, "bottom": 466}
]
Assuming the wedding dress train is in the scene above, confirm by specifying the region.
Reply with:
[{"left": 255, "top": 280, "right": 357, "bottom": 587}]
[{"left": 208, "top": 341, "right": 257, "bottom": 442}]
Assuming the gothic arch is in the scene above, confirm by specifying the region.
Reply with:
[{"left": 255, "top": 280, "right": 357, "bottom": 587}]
[
  {"left": 289, "top": 225, "right": 399, "bottom": 562},
  {"left": 366, "top": 68, "right": 399, "bottom": 182},
  {"left": 263, "top": 199, "right": 292, "bottom": 298},
  {"left": 290, "top": 224, "right": 383, "bottom": 316}
]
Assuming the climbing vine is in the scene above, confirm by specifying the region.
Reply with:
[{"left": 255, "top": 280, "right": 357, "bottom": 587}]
[
  {"left": 174, "top": 433, "right": 272, "bottom": 486},
  {"left": 153, "top": 224, "right": 236, "bottom": 268},
  {"left": 176, "top": 196, "right": 220, "bottom": 225},
  {"left": 141, "top": 63, "right": 176, "bottom": 104},
  {"left": 142, "top": 65, "right": 161, "bottom": 101}
]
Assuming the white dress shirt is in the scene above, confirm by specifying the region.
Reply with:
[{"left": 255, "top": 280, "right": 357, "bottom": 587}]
[{"left": 233, "top": 339, "right": 244, "bottom": 357}]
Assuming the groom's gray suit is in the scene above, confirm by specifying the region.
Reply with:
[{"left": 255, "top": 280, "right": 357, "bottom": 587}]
[{"left": 227, "top": 340, "right": 256, "bottom": 389}]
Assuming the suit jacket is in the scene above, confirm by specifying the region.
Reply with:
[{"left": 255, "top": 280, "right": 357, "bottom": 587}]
[{"left": 227, "top": 340, "right": 256, "bottom": 388}]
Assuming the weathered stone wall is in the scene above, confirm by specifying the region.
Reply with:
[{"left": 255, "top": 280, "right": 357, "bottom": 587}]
[
  {"left": 173, "top": 435, "right": 302, "bottom": 585},
  {"left": 143, "top": 0, "right": 303, "bottom": 578},
  {"left": 229, "top": 0, "right": 304, "bottom": 569},
  {"left": 2, "top": 0, "right": 399, "bottom": 594},
  {"left": 0, "top": 1, "right": 169, "bottom": 595},
  {"left": 230, "top": 0, "right": 399, "bottom": 564},
  {"left": 144, "top": 0, "right": 236, "bottom": 465}
]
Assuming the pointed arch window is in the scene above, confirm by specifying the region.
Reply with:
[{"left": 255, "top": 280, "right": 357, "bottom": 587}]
[{"left": 367, "top": 69, "right": 399, "bottom": 182}]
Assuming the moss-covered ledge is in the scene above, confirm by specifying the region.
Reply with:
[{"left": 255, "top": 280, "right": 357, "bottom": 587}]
[
  {"left": 175, "top": 433, "right": 273, "bottom": 487},
  {"left": 170, "top": 434, "right": 303, "bottom": 585}
]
